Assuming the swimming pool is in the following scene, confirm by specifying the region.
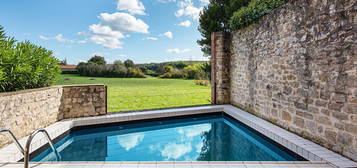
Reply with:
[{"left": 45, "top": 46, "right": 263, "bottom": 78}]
[{"left": 31, "top": 113, "right": 304, "bottom": 162}]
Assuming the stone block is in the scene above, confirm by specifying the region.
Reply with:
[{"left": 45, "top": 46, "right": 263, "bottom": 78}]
[
  {"left": 346, "top": 124, "right": 357, "bottom": 135},
  {"left": 293, "top": 117, "right": 305, "bottom": 128},
  {"left": 282, "top": 111, "right": 292, "bottom": 121},
  {"left": 325, "top": 129, "right": 337, "bottom": 143}
]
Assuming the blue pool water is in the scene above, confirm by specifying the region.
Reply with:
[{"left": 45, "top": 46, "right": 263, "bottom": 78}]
[{"left": 31, "top": 114, "right": 303, "bottom": 162}]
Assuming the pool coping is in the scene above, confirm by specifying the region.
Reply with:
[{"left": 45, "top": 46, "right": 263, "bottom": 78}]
[
  {"left": 0, "top": 105, "right": 356, "bottom": 168},
  {"left": 0, "top": 161, "right": 334, "bottom": 168}
]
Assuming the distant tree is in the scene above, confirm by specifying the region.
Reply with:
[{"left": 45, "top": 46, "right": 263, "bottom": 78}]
[
  {"left": 124, "top": 59, "right": 135, "bottom": 67},
  {"left": 59, "top": 59, "right": 67, "bottom": 65},
  {"left": 174, "top": 62, "right": 188, "bottom": 69},
  {"left": 114, "top": 60, "right": 124, "bottom": 65},
  {"left": 198, "top": 0, "right": 250, "bottom": 56},
  {"left": 77, "top": 62, "right": 87, "bottom": 66},
  {"left": 164, "top": 65, "right": 174, "bottom": 72},
  {"left": 88, "top": 55, "right": 106, "bottom": 65}
]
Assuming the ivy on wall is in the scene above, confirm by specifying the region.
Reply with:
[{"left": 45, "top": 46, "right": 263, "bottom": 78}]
[{"left": 230, "top": 0, "right": 287, "bottom": 30}]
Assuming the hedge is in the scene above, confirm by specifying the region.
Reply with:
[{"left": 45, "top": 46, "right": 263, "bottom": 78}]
[{"left": 0, "top": 26, "right": 60, "bottom": 92}]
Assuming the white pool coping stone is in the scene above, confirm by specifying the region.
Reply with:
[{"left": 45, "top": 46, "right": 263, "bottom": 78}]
[
  {"left": 0, "top": 105, "right": 356, "bottom": 168},
  {"left": 0, "top": 161, "right": 334, "bottom": 168}
]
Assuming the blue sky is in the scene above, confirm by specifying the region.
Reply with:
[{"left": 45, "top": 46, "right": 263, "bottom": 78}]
[{"left": 0, "top": 0, "right": 209, "bottom": 64}]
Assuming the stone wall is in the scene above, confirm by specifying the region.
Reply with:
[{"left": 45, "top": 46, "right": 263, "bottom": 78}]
[
  {"left": 213, "top": 0, "right": 357, "bottom": 161},
  {"left": 59, "top": 85, "right": 107, "bottom": 119},
  {"left": 211, "top": 32, "right": 232, "bottom": 104},
  {"left": 0, "top": 84, "right": 107, "bottom": 148}
]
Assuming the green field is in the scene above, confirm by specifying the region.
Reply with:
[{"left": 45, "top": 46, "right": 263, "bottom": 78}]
[{"left": 56, "top": 74, "right": 211, "bottom": 112}]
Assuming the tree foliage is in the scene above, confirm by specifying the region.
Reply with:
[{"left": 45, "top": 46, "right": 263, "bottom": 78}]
[
  {"left": 230, "top": 0, "right": 287, "bottom": 30},
  {"left": 0, "top": 26, "right": 60, "bottom": 92},
  {"left": 77, "top": 58, "right": 145, "bottom": 78},
  {"left": 124, "top": 59, "right": 134, "bottom": 68},
  {"left": 88, "top": 55, "right": 106, "bottom": 65},
  {"left": 198, "top": 0, "right": 250, "bottom": 56}
]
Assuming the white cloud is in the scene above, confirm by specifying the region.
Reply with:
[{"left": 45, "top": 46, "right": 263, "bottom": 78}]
[
  {"left": 175, "top": 0, "right": 202, "bottom": 20},
  {"left": 161, "top": 143, "right": 192, "bottom": 159},
  {"left": 117, "top": 0, "right": 145, "bottom": 15},
  {"left": 90, "top": 35, "right": 123, "bottom": 49},
  {"left": 39, "top": 35, "right": 49, "bottom": 40},
  {"left": 177, "top": 124, "right": 211, "bottom": 137},
  {"left": 163, "top": 31, "right": 173, "bottom": 39},
  {"left": 88, "top": 12, "right": 149, "bottom": 49},
  {"left": 166, "top": 48, "right": 191, "bottom": 54},
  {"left": 196, "top": 141, "right": 204, "bottom": 153},
  {"left": 99, "top": 13, "right": 149, "bottom": 34},
  {"left": 158, "top": 0, "right": 176, "bottom": 3},
  {"left": 200, "top": 0, "right": 209, "bottom": 3},
  {"left": 178, "top": 20, "right": 191, "bottom": 27},
  {"left": 77, "top": 31, "right": 87, "bottom": 35},
  {"left": 89, "top": 24, "right": 125, "bottom": 49},
  {"left": 55, "top": 34, "right": 73, "bottom": 43},
  {"left": 89, "top": 24, "right": 125, "bottom": 38},
  {"left": 39, "top": 34, "right": 85, "bottom": 44},
  {"left": 117, "top": 133, "right": 145, "bottom": 151},
  {"left": 145, "top": 37, "right": 158, "bottom": 40}
]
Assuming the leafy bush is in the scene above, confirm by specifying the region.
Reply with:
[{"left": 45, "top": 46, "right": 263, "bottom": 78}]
[
  {"left": 183, "top": 65, "right": 199, "bottom": 79},
  {"left": 145, "top": 70, "right": 160, "bottom": 77},
  {"left": 160, "top": 69, "right": 186, "bottom": 79},
  {"left": 61, "top": 71, "right": 78, "bottom": 74},
  {"left": 126, "top": 67, "right": 145, "bottom": 78},
  {"left": 164, "top": 65, "right": 174, "bottom": 73},
  {"left": 194, "top": 80, "right": 210, "bottom": 86},
  {"left": 77, "top": 64, "right": 145, "bottom": 78},
  {"left": 0, "top": 26, "right": 60, "bottom": 92},
  {"left": 230, "top": 0, "right": 286, "bottom": 30}
]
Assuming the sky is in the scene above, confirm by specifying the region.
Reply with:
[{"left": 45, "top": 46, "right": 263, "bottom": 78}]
[{"left": 0, "top": 0, "right": 209, "bottom": 64}]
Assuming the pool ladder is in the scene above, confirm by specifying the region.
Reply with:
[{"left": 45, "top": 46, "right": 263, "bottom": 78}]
[
  {"left": 0, "top": 128, "right": 25, "bottom": 154},
  {"left": 0, "top": 128, "right": 61, "bottom": 168}
]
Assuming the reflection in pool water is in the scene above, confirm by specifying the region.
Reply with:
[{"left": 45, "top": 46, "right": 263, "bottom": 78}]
[{"left": 31, "top": 114, "right": 302, "bottom": 161}]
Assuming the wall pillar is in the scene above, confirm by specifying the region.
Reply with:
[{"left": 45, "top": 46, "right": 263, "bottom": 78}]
[{"left": 211, "top": 32, "right": 231, "bottom": 104}]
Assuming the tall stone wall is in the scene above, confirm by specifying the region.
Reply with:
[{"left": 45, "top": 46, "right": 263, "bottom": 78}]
[
  {"left": 213, "top": 0, "right": 357, "bottom": 161},
  {"left": 0, "top": 84, "right": 107, "bottom": 148},
  {"left": 211, "top": 32, "right": 231, "bottom": 104}
]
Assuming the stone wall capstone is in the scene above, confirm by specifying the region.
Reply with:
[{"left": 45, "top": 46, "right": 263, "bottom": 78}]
[
  {"left": 0, "top": 84, "right": 107, "bottom": 148},
  {"left": 213, "top": 0, "right": 357, "bottom": 161}
]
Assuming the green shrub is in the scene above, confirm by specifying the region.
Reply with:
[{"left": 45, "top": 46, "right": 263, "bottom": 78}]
[
  {"left": 194, "top": 80, "right": 210, "bottom": 86},
  {"left": 0, "top": 26, "right": 60, "bottom": 92},
  {"left": 145, "top": 70, "right": 160, "bottom": 77},
  {"left": 126, "top": 67, "right": 145, "bottom": 78},
  {"left": 230, "top": 0, "right": 286, "bottom": 30},
  {"left": 160, "top": 69, "right": 186, "bottom": 79},
  {"left": 61, "top": 70, "right": 78, "bottom": 74},
  {"left": 77, "top": 64, "right": 145, "bottom": 78}
]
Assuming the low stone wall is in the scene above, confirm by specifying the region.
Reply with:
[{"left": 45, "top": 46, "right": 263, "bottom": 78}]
[
  {"left": 59, "top": 85, "right": 107, "bottom": 119},
  {"left": 0, "top": 84, "right": 107, "bottom": 148},
  {"left": 212, "top": 0, "right": 357, "bottom": 161}
]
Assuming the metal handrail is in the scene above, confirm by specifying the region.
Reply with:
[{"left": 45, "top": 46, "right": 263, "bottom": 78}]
[
  {"left": 24, "top": 128, "right": 61, "bottom": 168},
  {"left": 0, "top": 128, "right": 25, "bottom": 155}
]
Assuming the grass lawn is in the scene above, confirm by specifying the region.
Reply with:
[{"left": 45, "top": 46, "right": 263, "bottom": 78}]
[{"left": 56, "top": 74, "right": 211, "bottom": 112}]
